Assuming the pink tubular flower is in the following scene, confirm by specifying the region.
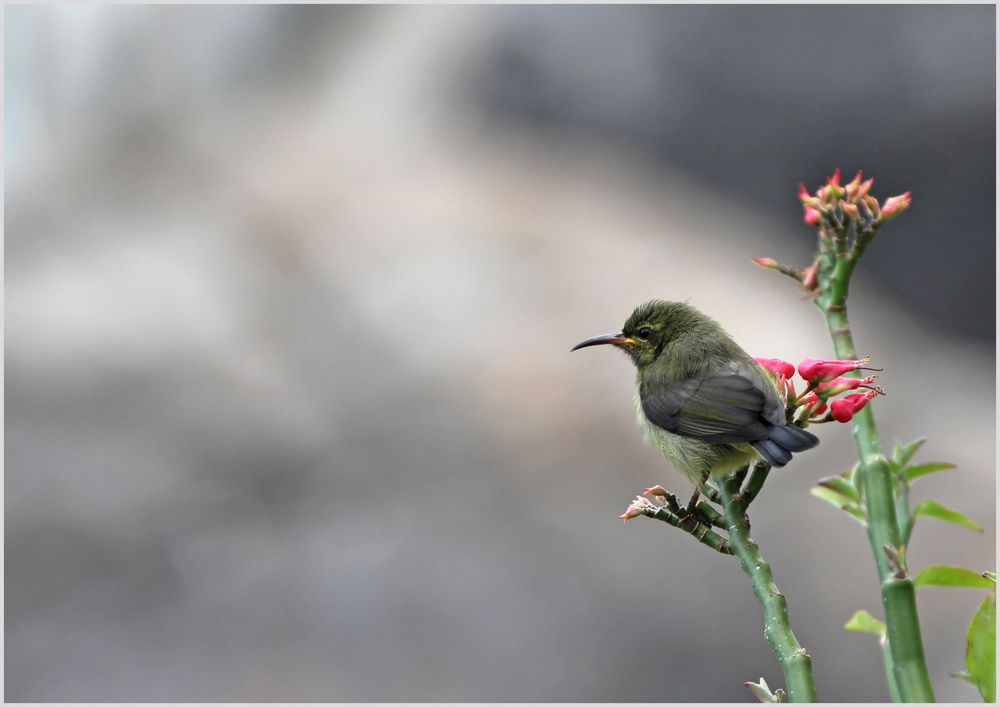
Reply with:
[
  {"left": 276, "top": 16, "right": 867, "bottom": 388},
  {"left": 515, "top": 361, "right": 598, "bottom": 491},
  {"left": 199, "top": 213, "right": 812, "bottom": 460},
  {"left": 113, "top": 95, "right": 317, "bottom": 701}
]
[
  {"left": 797, "top": 182, "right": 811, "bottom": 203},
  {"left": 828, "top": 167, "right": 842, "bottom": 186},
  {"left": 798, "top": 356, "right": 879, "bottom": 383},
  {"left": 752, "top": 257, "right": 779, "bottom": 270},
  {"left": 803, "top": 206, "right": 821, "bottom": 226},
  {"left": 880, "top": 192, "right": 912, "bottom": 220},
  {"left": 816, "top": 375, "right": 877, "bottom": 397},
  {"left": 754, "top": 357, "right": 795, "bottom": 378},
  {"left": 830, "top": 389, "right": 881, "bottom": 423}
]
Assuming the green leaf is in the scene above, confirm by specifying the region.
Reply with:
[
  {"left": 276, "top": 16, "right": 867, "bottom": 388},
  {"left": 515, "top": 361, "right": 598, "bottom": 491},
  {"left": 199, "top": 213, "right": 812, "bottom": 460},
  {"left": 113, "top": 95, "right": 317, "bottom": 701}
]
[
  {"left": 913, "top": 499, "right": 982, "bottom": 533},
  {"left": 893, "top": 437, "right": 927, "bottom": 469},
  {"left": 913, "top": 565, "right": 995, "bottom": 589},
  {"left": 903, "top": 462, "right": 956, "bottom": 483},
  {"left": 844, "top": 609, "right": 886, "bottom": 637},
  {"left": 810, "top": 487, "right": 866, "bottom": 524},
  {"left": 817, "top": 475, "right": 860, "bottom": 502},
  {"left": 744, "top": 677, "right": 782, "bottom": 703},
  {"left": 966, "top": 588, "right": 996, "bottom": 702}
]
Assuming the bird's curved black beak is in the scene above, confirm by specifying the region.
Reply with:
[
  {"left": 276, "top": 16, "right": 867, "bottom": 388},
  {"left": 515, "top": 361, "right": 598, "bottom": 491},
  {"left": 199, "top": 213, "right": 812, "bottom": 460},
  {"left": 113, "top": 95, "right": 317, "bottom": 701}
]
[{"left": 571, "top": 332, "right": 636, "bottom": 351}]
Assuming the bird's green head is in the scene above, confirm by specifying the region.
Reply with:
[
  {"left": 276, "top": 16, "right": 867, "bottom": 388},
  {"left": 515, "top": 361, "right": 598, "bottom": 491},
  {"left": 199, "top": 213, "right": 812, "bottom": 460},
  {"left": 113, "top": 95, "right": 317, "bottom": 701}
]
[{"left": 571, "top": 299, "right": 710, "bottom": 368}]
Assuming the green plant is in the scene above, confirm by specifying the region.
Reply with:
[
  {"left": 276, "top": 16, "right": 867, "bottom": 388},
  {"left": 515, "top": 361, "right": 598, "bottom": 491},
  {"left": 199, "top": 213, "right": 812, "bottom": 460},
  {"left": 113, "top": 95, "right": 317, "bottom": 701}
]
[{"left": 621, "top": 170, "right": 994, "bottom": 702}]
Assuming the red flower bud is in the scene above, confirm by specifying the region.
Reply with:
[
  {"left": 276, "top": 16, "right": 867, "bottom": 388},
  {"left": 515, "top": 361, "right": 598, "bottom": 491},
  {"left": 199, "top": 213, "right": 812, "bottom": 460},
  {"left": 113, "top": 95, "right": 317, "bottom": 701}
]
[
  {"left": 830, "top": 389, "right": 881, "bottom": 423},
  {"left": 880, "top": 192, "right": 912, "bottom": 220},
  {"left": 752, "top": 257, "right": 779, "bottom": 270},
  {"left": 819, "top": 168, "right": 846, "bottom": 201},
  {"left": 797, "top": 182, "right": 811, "bottom": 203},
  {"left": 754, "top": 357, "right": 795, "bottom": 378},
  {"left": 863, "top": 194, "right": 880, "bottom": 219},
  {"left": 841, "top": 202, "right": 860, "bottom": 221},
  {"left": 798, "top": 356, "right": 880, "bottom": 383},
  {"left": 643, "top": 485, "right": 670, "bottom": 500},
  {"left": 800, "top": 260, "right": 819, "bottom": 291},
  {"left": 855, "top": 178, "right": 874, "bottom": 200},
  {"left": 843, "top": 170, "right": 863, "bottom": 200},
  {"left": 803, "top": 206, "right": 821, "bottom": 226}
]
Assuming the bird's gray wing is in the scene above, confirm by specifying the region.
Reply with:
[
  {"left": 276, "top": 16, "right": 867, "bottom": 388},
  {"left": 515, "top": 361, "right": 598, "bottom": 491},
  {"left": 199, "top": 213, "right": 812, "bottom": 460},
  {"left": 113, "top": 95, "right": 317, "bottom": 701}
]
[{"left": 640, "top": 362, "right": 785, "bottom": 444}]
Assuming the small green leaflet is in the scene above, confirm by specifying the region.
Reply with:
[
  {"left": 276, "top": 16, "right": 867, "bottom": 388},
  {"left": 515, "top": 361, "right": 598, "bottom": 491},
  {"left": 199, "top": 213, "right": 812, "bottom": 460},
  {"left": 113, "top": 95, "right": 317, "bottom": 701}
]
[
  {"left": 893, "top": 437, "right": 927, "bottom": 469},
  {"left": 816, "top": 475, "right": 860, "bottom": 502},
  {"left": 913, "top": 499, "right": 982, "bottom": 532},
  {"left": 810, "top": 487, "right": 865, "bottom": 524},
  {"left": 844, "top": 609, "right": 886, "bottom": 637},
  {"left": 913, "top": 566, "right": 995, "bottom": 590},
  {"left": 903, "top": 462, "right": 956, "bottom": 483}
]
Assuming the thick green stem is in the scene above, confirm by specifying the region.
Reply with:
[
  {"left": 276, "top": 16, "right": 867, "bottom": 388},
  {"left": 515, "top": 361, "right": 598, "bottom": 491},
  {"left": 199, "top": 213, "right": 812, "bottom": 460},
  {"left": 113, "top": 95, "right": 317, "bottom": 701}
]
[
  {"left": 821, "top": 252, "right": 935, "bottom": 702},
  {"left": 719, "top": 476, "right": 818, "bottom": 702},
  {"left": 883, "top": 576, "right": 935, "bottom": 702}
]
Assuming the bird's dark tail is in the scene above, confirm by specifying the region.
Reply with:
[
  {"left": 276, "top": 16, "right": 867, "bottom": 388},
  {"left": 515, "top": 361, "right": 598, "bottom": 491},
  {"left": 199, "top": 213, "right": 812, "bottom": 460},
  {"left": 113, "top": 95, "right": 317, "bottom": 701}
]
[{"left": 751, "top": 424, "right": 820, "bottom": 468}]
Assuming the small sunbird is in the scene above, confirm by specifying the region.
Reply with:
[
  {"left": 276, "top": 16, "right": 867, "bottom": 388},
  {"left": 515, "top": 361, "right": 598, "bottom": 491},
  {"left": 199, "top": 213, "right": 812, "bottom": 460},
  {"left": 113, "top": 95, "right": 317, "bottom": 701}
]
[{"left": 572, "top": 300, "right": 818, "bottom": 515}]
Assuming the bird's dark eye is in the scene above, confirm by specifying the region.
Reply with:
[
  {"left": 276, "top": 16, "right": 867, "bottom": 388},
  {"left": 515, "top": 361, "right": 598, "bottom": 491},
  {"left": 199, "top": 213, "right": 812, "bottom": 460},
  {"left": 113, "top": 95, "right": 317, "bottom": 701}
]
[{"left": 637, "top": 327, "right": 653, "bottom": 340}]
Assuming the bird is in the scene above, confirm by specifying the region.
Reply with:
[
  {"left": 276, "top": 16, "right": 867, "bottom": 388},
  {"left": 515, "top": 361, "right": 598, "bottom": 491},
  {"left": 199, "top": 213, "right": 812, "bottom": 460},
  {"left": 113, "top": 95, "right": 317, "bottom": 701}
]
[{"left": 572, "top": 299, "right": 819, "bottom": 516}]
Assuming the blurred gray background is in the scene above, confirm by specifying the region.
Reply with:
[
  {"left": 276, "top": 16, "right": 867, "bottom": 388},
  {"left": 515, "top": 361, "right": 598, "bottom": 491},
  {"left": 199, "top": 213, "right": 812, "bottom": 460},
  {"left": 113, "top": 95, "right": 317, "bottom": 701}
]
[{"left": 5, "top": 5, "right": 995, "bottom": 702}]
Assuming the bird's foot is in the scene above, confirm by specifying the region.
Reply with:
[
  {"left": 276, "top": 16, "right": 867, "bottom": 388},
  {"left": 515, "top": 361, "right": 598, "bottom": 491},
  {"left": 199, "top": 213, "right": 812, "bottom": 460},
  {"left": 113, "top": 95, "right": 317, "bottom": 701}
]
[
  {"left": 680, "top": 491, "right": 713, "bottom": 528},
  {"left": 644, "top": 486, "right": 718, "bottom": 528}
]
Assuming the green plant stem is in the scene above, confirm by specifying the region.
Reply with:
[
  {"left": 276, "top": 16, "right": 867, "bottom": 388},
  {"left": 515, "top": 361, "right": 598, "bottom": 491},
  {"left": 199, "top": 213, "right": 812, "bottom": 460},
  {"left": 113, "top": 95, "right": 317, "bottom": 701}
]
[
  {"left": 719, "top": 475, "right": 818, "bottom": 703},
  {"left": 883, "top": 576, "right": 935, "bottom": 701},
  {"left": 741, "top": 462, "right": 772, "bottom": 506},
  {"left": 821, "top": 253, "right": 936, "bottom": 703}
]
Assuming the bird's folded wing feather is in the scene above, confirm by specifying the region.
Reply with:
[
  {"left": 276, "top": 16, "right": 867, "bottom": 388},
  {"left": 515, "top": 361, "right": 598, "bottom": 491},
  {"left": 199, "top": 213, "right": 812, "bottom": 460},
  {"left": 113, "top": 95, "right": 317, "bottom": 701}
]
[{"left": 640, "top": 363, "right": 784, "bottom": 444}]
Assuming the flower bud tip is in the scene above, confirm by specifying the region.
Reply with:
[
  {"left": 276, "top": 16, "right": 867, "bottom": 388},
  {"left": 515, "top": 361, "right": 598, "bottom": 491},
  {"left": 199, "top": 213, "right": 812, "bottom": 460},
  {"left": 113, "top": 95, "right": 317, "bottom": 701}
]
[
  {"left": 841, "top": 202, "right": 860, "bottom": 220},
  {"left": 830, "top": 389, "right": 881, "bottom": 422},
  {"left": 754, "top": 357, "right": 796, "bottom": 379},
  {"left": 880, "top": 192, "right": 912, "bottom": 219},
  {"left": 644, "top": 485, "right": 669, "bottom": 498}
]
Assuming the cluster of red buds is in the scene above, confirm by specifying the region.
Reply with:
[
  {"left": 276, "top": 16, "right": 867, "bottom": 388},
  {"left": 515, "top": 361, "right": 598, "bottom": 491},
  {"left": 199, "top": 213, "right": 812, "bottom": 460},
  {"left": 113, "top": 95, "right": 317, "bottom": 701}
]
[
  {"left": 754, "top": 355, "right": 885, "bottom": 425},
  {"left": 798, "top": 168, "right": 911, "bottom": 227},
  {"left": 753, "top": 169, "right": 912, "bottom": 297}
]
